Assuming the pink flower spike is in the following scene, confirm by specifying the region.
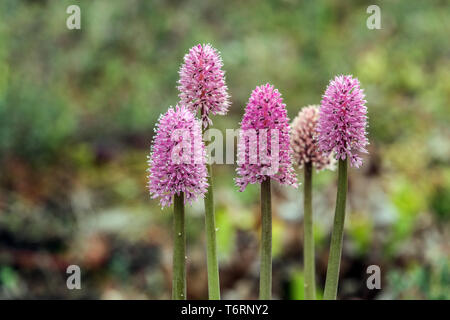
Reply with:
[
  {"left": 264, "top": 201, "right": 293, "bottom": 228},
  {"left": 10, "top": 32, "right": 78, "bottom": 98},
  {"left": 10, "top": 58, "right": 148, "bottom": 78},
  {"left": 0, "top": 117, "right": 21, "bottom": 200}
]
[
  {"left": 178, "top": 44, "right": 230, "bottom": 128},
  {"left": 148, "top": 105, "right": 208, "bottom": 207},
  {"left": 317, "top": 75, "right": 369, "bottom": 168},
  {"left": 236, "top": 84, "right": 298, "bottom": 191},
  {"left": 291, "top": 105, "right": 336, "bottom": 171}
]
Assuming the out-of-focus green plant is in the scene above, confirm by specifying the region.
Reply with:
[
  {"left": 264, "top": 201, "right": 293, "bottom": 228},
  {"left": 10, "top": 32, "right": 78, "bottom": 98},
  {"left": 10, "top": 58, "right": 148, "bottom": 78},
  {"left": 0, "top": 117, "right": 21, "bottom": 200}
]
[
  {"left": 289, "top": 269, "right": 323, "bottom": 300},
  {"left": 388, "top": 259, "right": 450, "bottom": 300},
  {"left": 386, "top": 178, "right": 427, "bottom": 255},
  {"left": 348, "top": 213, "right": 373, "bottom": 256},
  {"left": 430, "top": 169, "right": 450, "bottom": 222},
  {"left": 216, "top": 208, "right": 236, "bottom": 260},
  {"left": 0, "top": 85, "right": 77, "bottom": 164},
  {"left": 0, "top": 267, "right": 19, "bottom": 291},
  {"left": 290, "top": 269, "right": 305, "bottom": 300}
]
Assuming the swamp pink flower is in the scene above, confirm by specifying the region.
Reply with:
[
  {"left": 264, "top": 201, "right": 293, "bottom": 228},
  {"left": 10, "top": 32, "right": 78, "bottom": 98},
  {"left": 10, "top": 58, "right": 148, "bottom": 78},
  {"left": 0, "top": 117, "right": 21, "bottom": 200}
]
[
  {"left": 178, "top": 44, "right": 230, "bottom": 128},
  {"left": 148, "top": 105, "right": 208, "bottom": 207},
  {"left": 290, "top": 105, "right": 335, "bottom": 171},
  {"left": 235, "top": 84, "right": 297, "bottom": 191},
  {"left": 317, "top": 75, "right": 368, "bottom": 168}
]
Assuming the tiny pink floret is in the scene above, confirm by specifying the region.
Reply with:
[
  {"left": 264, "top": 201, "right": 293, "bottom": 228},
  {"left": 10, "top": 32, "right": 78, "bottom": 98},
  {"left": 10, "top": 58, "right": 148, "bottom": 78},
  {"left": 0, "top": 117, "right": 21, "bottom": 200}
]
[
  {"left": 317, "top": 75, "right": 368, "bottom": 168},
  {"left": 236, "top": 84, "right": 297, "bottom": 191},
  {"left": 178, "top": 44, "right": 230, "bottom": 128},
  {"left": 291, "top": 105, "right": 336, "bottom": 171},
  {"left": 148, "top": 105, "right": 208, "bottom": 207}
]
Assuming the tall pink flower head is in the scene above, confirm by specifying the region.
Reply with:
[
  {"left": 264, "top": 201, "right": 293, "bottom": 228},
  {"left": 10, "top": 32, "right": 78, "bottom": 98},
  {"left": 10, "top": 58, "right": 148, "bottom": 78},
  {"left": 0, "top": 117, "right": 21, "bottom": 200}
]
[
  {"left": 236, "top": 84, "right": 297, "bottom": 191},
  {"left": 178, "top": 44, "right": 230, "bottom": 128},
  {"left": 148, "top": 105, "right": 208, "bottom": 207},
  {"left": 317, "top": 75, "right": 368, "bottom": 168},
  {"left": 291, "top": 105, "right": 336, "bottom": 171}
]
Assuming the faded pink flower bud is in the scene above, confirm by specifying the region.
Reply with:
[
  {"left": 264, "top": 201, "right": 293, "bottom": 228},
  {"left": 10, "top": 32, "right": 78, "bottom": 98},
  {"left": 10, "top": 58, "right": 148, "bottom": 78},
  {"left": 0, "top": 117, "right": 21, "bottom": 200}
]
[
  {"left": 178, "top": 44, "right": 230, "bottom": 128},
  {"left": 148, "top": 105, "right": 208, "bottom": 207},
  {"left": 236, "top": 84, "right": 297, "bottom": 191},
  {"left": 290, "top": 105, "right": 336, "bottom": 171},
  {"left": 317, "top": 75, "right": 369, "bottom": 168}
]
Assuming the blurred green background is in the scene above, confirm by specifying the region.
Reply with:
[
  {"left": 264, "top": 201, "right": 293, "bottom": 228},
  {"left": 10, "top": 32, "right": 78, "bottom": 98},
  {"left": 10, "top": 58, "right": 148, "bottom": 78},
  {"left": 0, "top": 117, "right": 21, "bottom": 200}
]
[{"left": 0, "top": 0, "right": 449, "bottom": 299}]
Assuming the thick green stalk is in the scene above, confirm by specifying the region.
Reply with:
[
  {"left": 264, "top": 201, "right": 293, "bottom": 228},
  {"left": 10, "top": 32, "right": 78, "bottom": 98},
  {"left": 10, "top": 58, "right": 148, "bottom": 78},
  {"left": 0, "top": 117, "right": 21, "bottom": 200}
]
[
  {"left": 204, "top": 163, "right": 220, "bottom": 299},
  {"left": 260, "top": 178, "right": 272, "bottom": 300},
  {"left": 172, "top": 192, "right": 186, "bottom": 300},
  {"left": 303, "top": 162, "right": 316, "bottom": 299},
  {"left": 323, "top": 159, "right": 348, "bottom": 300},
  {"left": 202, "top": 125, "right": 220, "bottom": 300}
]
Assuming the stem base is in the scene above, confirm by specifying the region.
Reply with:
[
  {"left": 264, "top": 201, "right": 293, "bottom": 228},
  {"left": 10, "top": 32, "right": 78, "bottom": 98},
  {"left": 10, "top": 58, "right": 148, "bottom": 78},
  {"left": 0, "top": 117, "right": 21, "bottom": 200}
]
[
  {"left": 260, "top": 179, "right": 272, "bottom": 300},
  {"left": 204, "top": 163, "right": 221, "bottom": 300},
  {"left": 323, "top": 159, "right": 348, "bottom": 300},
  {"left": 172, "top": 192, "right": 186, "bottom": 300},
  {"left": 303, "top": 163, "right": 316, "bottom": 299}
]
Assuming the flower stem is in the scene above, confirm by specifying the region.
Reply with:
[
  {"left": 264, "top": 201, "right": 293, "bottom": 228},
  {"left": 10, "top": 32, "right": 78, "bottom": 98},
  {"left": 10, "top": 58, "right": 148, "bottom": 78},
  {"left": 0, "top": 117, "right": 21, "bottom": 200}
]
[
  {"left": 204, "top": 162, "right": 221, "bottom": 300},
  {"left": 202, "top": 124, "right": 220, "bottom": 300},
  {"left": 260, "top": 178, "right": 272, "bottom": 300},
  {"left": 172, "top": 192, "right": 186, "bottom": 300},
  {"left": 323, "top": 159, "right": 348, "bottom": 300},
  {"left": 303, "top": 162, "right": 316, "bottom": 299}
]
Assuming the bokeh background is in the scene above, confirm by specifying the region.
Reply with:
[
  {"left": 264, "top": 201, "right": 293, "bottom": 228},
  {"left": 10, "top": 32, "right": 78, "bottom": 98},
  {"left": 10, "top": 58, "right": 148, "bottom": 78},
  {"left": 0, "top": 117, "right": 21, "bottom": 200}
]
[{"left": 0, "top": 0, "right": 449, "bottom": 299}]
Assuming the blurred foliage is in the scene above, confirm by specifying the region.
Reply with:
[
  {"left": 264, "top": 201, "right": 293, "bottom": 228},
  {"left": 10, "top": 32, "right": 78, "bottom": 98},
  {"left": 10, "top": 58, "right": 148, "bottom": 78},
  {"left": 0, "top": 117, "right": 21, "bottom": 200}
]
[
  {"left": 0, "top": 85, "right": 77, "bottom": 164},
  {"left": 388, "top": 259, "right": 450, "bottom": 300},
  {"left": 430, "top": 169, "right": 450, "bottom": 222},
  {"left": 0, "top": 0, "right": 449, "bottom": 299}
]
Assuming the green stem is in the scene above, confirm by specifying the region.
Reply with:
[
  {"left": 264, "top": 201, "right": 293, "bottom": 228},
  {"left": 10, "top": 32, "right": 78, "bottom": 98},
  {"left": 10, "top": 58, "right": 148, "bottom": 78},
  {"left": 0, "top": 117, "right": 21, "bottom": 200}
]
[
  {"left": 323, "top": 159, "right": 348, "bottom": 300},
  {"left": 303, "top": 162, "right": 316, "bottom": 299},
  {"left": 202, "top": 125, "right": 220, "bottom": 300},
  {"left": 172, "top": 192, "right": 186, "bottom": 300},
  {"left": 260, "top": 178, "right": 272, "bottom": 300},
  {"left": 204, "top": 163, "right": 221, "bottom": 300}
]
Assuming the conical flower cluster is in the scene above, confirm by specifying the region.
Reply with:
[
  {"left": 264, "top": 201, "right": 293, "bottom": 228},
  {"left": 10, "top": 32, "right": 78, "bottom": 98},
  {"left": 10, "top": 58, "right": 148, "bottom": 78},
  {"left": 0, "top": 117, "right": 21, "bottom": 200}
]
[
  {"left": 148, "top": 105, "right": 208, "bottom": 207},
  {"left": 290, "top": 105, "right": 335, "bottom": 171},
  {"left": 317, "top": 75, "right": 368, "bottom": 167},
  {"left": 236, "top": 84, "right": 297, "bottom": 191},
  {"left": 178, "top": 44, "right": 230, "bottom": 128}
]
